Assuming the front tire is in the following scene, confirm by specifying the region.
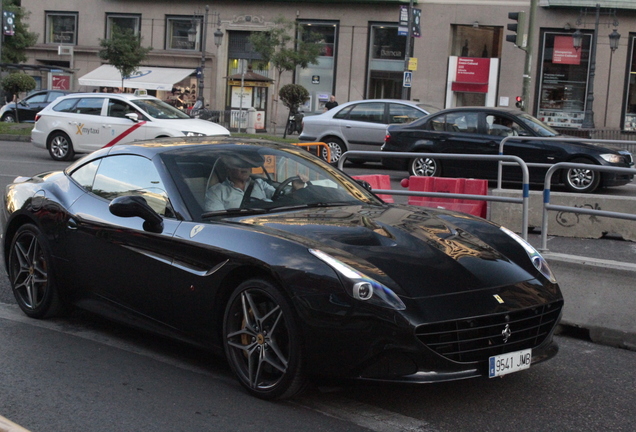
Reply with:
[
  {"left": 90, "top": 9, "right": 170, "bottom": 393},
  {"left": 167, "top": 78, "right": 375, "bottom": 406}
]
[
  {"left": 409, "top": 155, "right": 441, "bottom": 177},
  {"left": 2, "top": 113, "right": 16, "bottom": 123},
  {"left": 563, "top": 158, "right": 600, "bottom": 193},
  {"left": 320, "top": 137, "right": 346, "bottom": 165},
  {"left": 48, "top": 131, "right": 75, "bottom": 161},
  {"left": 223, "top": 278, "right": 306, "bottom": 400},
  {"left": 8, "top": 224, "right": 66, "bottom": 319}
]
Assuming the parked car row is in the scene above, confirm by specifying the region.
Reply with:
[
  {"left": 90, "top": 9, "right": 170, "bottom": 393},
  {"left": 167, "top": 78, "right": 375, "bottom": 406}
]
[{"left": 0, "top": 90, "right": 74, "bottom": 123}]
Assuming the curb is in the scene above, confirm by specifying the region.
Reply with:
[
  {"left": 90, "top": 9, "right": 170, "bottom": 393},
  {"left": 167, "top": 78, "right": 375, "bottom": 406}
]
[{"left": 0, "top": 134, "right": 30, "bottom": 142}]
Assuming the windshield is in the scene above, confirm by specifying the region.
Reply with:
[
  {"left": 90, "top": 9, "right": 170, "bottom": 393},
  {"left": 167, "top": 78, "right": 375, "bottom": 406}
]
[
  {"left": 164, "top": 144, "right": 383, "bottom": 219},
  {"left": 131, "top": 98, "right": 191, "bottom": 120},
  {"left": 517, "top": 113, "right": 559, "bottom": 137}
]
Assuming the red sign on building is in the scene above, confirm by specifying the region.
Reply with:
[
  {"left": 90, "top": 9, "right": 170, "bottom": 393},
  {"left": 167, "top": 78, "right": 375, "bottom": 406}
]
[
  {"left": 452, "top": 57, "right": 490, "bottom": 93},
  {"left": 553, "top": 36, "right": 581, "bottom": 65},
  {"left": 52, "top": 75, "right": 70, "bottom": 90}
]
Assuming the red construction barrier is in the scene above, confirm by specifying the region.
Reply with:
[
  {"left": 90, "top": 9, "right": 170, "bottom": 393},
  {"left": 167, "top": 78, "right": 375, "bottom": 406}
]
[
  {"left": 351, "top": 174, "right": 394, "bottom": 203},
  {"left": 401, "top": 176, "right": 488, "bottom": 218}
]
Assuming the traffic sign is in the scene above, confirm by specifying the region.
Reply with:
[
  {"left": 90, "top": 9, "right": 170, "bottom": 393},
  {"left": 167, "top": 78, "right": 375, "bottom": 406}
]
[{"left": 403, "top": 71, "right": 412, "bottom": 88}]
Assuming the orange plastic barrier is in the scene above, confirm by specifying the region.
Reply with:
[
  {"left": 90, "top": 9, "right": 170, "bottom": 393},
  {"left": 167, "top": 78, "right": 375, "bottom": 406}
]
[
  {"left": 352, "top": 174, "right": 394, "bottom": 203},
  {"left": 402, "top": 176, "right": 488, "bottom": 218}
]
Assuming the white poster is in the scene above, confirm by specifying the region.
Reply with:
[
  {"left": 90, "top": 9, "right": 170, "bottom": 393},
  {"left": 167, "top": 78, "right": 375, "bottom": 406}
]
[{"left": 231, "top": 86, "right": 253, "bottom": 108}]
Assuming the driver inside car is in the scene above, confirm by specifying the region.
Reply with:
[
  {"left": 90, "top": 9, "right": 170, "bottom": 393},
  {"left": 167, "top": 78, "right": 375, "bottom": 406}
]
[{"left": 204, "top": 155, "right": 306, "bottom": 211}]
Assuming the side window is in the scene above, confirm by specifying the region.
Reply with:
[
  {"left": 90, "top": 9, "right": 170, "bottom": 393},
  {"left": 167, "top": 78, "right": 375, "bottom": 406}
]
[
  {"left": 347, "top": 103, "right": 385, "bottom": 123},
  {"left": 429, "top": 115, "right": 446, "bottom": 131},
  {"left": 445, "top": 112, "right": 478, "bottom": 133},
  {"left": 486, "top": 114, "right": 525, "bottom": 137},
  {"left": 389, "top": 104, "right": 426, "bottom": 124},
  {"left": 75, "top": 98, "right": 105, "bottom": 116},
  {"left": 26, "top": 94, "right": 47, "bottom": 104},
  {"left": 53, "top": 98, "right": 79, "bottom": 113},
  {"left": 69, "top": 159, "right": 101, "bottom": 191},
  {"left": 46, "top": 92, "right": 67, "bottom": 102},
  {"left": 107, "top": 100, "right": 135, "bottom": 118},
  {"left": 91, "top": 155, "right": 173, "bottom": 217},
  {"left": 332, "top": 105, "right": 353, "bottom": 120}
]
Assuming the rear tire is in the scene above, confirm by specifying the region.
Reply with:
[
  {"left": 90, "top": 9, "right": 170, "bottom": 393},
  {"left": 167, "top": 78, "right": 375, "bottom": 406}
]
[
  {"left": 563, "top": 158, "right": 600, "bottom": 193},
  {"left": 223, "top": 278, "right": 306, "bottom": 400},
  {"left": 8, "top": 224, "right": 67, "bottom": 319},
  {"left": 321, "top": 137, "right": 346, "bottom": 165},
  {"left": 48, "top": 132, "right": 75, "bottom": 161},
  {"left": 409, "top": 155, "right": 441, "bottom": 177}
]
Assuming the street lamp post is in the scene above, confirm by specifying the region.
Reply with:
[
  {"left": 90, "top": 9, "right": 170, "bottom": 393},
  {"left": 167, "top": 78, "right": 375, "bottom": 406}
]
[
  {"left": 572, "top": 3, "right": 619, "bottom": 129},
  {"left": 188, "top": 6, "right": 223, "bottom": 106},
  {"left": 604, "top": 29, "right": 621, "bottom": 127}
]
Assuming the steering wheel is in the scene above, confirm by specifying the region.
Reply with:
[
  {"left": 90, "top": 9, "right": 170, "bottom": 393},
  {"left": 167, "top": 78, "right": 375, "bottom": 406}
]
[{"left": 272, "top": 176, "right": 301, "bottom": 200}]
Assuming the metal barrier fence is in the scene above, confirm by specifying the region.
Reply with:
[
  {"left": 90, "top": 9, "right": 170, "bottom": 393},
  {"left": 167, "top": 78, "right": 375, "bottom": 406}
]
[
  {"left": 540, "top": 163, "right": 636, "bottom": 251},
  {"left": 338, "top": 150, "right": 533, "bottom": 240},
  {"left": 497, "top": 136, "right": 636, "bottom": 189}
]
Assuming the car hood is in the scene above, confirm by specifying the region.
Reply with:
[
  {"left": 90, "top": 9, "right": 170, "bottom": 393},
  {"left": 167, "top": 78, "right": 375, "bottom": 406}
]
[
  {"left": 147, "top": 118, "right": 230, "bottom": 135},
  {"left": 230, "top": 204, "right": 535, "bottom": 298}
]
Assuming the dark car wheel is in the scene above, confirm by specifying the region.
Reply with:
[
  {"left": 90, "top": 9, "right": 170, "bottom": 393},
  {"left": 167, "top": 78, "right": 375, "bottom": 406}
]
[
  {"left": 48, "top": 132, "right": 75, "bottom": 161},
  {"left": 8, "top": 224, "right": 66, "bottom": 319},
  {"left": 409, "top": 155, "right": 441, "bottom": 177},
  {"left": 2, "top": 113, "right": 16, "bottom": 123},
  {"left": 321, "top": 137, "right": 346, "bottom": 165},
  {"left": 563, "top": 158, "right": 601, "bottom": 193},
  {"left": 223, "top": 278, "right": 306, "bottom": 400}
]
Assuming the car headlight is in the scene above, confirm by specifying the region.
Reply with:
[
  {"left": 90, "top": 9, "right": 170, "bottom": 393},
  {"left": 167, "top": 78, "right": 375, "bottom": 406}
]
[
  {"left": 309, "top": 249, "right": 406, "bottom": 310},
  {"left": 600, "top": 153, "right": 622, "bottom": 164},
  {"left": 500, "top": 227, "right": 557, "bottom": 283},
  {"left": 183, "top": 131, "right": 206, "bottom": 137}
]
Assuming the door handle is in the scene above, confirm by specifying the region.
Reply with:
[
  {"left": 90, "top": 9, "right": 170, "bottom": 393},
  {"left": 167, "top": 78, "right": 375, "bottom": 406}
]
[{"left": 67, "top": 217, "right": 78, "bottom": 230}]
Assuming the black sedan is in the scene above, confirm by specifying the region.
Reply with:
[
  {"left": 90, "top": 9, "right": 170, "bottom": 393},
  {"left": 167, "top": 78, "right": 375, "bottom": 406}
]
[
  {"left": 382, "top": 107, "right": 634, "bottom": 193},
  {"left": 2, "top": 137, "right": 563, "bottom": 400},
  {"left": 0, "top": 90, "right": 74, "bottom": 123}
]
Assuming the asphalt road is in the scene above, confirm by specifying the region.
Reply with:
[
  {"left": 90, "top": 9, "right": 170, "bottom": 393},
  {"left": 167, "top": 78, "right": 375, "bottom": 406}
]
[{"left": 1, "top": 139, "right": 635, "bottom": 431}]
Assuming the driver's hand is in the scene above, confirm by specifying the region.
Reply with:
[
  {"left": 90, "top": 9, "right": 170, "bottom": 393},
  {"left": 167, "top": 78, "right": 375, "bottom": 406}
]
[{"left": 292, "top": 174, "right": 308, "bottom": 190}]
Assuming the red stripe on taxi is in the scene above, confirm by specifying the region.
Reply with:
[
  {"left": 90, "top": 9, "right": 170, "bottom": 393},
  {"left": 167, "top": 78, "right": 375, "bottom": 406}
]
[{"left": 102, "top": 121, "right": 147, "bottom": 148}]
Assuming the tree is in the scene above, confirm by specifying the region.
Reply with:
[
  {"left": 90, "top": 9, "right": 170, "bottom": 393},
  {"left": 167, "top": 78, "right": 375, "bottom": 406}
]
[
  {"left": 1, "top": 0, "right": 39, "bottom": 64},
  {"left": 98, "top": 25, "right": 152, "bottom": 89},
  {"left": 249, "top": 16, "right": 321, "bottom": 130},
  {"left": 0, "top": 72, "right": 36, "bottom": 121},
  {"left": 279, "top": 83, "right": 309, "bottom": 137}
]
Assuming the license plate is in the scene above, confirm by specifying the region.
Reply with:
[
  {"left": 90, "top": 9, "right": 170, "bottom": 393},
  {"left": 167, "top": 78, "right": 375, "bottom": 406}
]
[{"left": 489, "top": 349, "right": 532, "bottom": 378}]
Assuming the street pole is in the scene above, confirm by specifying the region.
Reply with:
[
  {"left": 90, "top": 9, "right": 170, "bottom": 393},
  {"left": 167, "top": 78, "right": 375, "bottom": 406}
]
[
  {"left": 199, "top": 5, "right": 209, "bottom": 106},
  {"left": 582, "top": 4, "right": 600, "bottom": 129},
  {"left": 401, "top": 0, "right": 413, "bottom": 100},
  {"left": 521, "top": 0, "right": 538, "bottom": 112}
]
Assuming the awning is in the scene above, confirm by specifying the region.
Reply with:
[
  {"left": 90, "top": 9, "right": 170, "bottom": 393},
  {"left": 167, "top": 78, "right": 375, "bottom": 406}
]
[{"left": 78, "top": 65, "right": 195, "bottom": 91}]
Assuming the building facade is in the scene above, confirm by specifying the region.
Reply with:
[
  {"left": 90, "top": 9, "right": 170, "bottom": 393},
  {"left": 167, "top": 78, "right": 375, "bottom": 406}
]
[{"left": 13, "top": 0, "right": 636, "bottom": 132}]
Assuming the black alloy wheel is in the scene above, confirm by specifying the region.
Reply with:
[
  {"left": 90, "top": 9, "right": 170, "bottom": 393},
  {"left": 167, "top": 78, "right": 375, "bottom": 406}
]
[
  {"left": 409, "top": 155, "right": 441, "bottom": 177},
  {"left": 563, "top": 158, "right": 601, "bottom": 193},
  {"left": 2, "top": 113, "right": 16, "bottom": 123},
  {"left": 223, "top": 279, "right": 306, "bottom": 400},
  {"left": 321, "top": 137, "right": 345, "bottom": 165},
  {"left": 48, "top": 131, "right": 75, "bottom": 161},
  {"left": 8, "top": 224, "right": 66, "bottom": 318}
]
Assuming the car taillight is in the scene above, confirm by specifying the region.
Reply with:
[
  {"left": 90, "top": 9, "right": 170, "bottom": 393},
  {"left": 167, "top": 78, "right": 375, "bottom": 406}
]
[
  {"left": 384, "top": 133, "right": 391, "bottom": 143},
  {"left": 35, "top": 114, "right": 40, "bottom": 122}
]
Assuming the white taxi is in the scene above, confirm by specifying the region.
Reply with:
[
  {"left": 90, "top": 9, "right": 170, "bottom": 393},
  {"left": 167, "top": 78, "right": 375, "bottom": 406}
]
[{"left": 31, "top": 90, "right": 230, "bottom": 161}]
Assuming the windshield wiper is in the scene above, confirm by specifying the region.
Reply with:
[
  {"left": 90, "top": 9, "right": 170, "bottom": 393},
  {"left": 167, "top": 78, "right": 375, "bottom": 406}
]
[{"left": 202, "top": 207, "right": 269, "bottom": 218}]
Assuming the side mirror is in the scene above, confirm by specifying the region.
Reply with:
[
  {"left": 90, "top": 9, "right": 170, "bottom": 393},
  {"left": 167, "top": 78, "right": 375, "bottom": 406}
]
[
  {"left": 355, "top": 179, "right": 373, "bottom": 192},
  {"left": 109, "top": 195, "right": 164, "bottom": 233},
  {"left": 18, "top": 100, "right": 29, "bottom": 107},
  {"left": 125, "top": 112, "right": 139, "bottom": 122}
]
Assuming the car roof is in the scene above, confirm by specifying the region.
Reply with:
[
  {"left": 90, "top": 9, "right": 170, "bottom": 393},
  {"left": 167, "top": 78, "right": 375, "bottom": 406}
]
[
  {"left": 55, "top": 92, "right": 160, "bottom": 102},
  {"left": 431, "top": 106, "right": 525, "bottom": 115}
]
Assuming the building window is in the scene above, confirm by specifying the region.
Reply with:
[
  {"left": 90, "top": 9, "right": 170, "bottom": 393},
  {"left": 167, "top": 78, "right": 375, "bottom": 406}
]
[
  {"left": 46, "top": 12, "right": 77, "bottom": 45},
  {"left": 623, "top": 34, "right": 636, "bottom": 131},
  {"left": 166, "top": 16, "right": 200, "bottom": 51},
  {"left": 106, "top": 14, "right": 140, "bottom": 38},
  {"left": 452, "top": 25, "right": 502, "bottom": 58},
  {"left": 537, "top": 31, "right": 589, "bottom": 129},
  {"left": 296, "top": 21, "right": 339, "bottom": 112},
  {"left": 367, "top": 24, "right": 406, "bottom": 100}
]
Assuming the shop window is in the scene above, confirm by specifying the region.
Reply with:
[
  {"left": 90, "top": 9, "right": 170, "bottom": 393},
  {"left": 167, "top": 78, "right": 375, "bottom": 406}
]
[
  {"left": 623, "top": 35, "right": 636, "bottom": 131},
  {"left": 166, "top": 16, "right": 201, "bottom": 51},
  {"left": 106, "top": 14, "right": 140, "bottom": 38},
  {"left": 452, "top": 25, "right": 502, "bottom": 58},
  {"left": 537, "top": 31, "right": 588, "bottom": 128},
  {"left": 46, "top": 12, "right": 77, "bottom": 45}
]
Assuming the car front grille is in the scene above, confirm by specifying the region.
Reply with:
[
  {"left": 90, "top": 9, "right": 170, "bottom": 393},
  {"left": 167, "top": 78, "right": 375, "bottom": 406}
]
[
  {"left": 415, "top": 300, "right": 563, "bottom": 363},
  {"left": 620, "top": 151, "right": 634, "bottom": 166}
]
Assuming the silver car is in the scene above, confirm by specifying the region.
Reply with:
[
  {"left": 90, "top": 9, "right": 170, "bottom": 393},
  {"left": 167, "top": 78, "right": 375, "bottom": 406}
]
[{"left": 299, "top": 99, "right": 438, "bottom": 164}]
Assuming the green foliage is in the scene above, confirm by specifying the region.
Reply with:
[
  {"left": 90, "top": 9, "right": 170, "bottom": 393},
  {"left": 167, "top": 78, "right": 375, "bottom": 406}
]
[
  {"left": 279, "top": 84, "right": 309, "bottom": 110},
  {"left": 0, "top": 72, "right": 36, "bottom": 96},
  {"left": 1, "top": 0, "right": 39, "bottom": 64},
  {"left": 98, "top": 26, "right": 152, "bottom": 86}
]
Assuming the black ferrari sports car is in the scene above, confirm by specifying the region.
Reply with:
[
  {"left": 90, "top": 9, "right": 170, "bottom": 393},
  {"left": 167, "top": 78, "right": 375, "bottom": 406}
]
[{"left": 2, "top": 137, "right": 563, "bottom": 399}]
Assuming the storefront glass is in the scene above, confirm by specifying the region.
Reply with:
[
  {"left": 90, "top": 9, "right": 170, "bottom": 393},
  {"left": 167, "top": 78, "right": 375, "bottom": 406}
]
[
  {"left": 46, "top": 13, "right": 77, "bottom": 45},
  {"left": 367, "top": 24, "right": 406, "bottom": 99},
  {"left": 537, "top": 31, "right": 590, "bottom": 128},
  {"left": 623, "top": 34, "right": 636, "bottom": 131}
]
